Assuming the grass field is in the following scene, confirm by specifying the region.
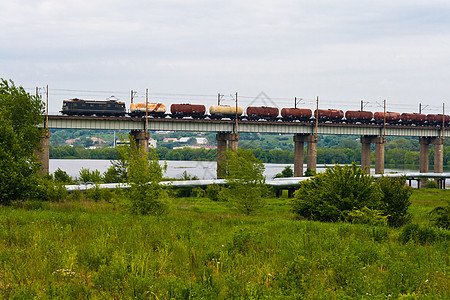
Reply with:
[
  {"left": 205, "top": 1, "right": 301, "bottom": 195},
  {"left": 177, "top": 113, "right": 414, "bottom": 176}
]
[{"left": 0, "top": 189, "right": 448, "bottom": 299}]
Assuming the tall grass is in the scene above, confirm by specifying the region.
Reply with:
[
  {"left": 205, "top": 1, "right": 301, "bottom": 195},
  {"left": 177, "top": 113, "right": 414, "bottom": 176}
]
[{"left": 0, "top": 190, "right": 448, "bottom": 299}]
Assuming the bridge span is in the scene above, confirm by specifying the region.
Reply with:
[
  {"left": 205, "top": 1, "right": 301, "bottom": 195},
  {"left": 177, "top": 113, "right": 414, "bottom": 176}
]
[{"left": 36, "top": 115, "right": 447, "bottom": 185}]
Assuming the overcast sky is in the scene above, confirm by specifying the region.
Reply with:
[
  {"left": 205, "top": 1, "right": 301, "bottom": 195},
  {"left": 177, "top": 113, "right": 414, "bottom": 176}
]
[{"left": 1, "top": 0, "right": 450, "bottom": 114}]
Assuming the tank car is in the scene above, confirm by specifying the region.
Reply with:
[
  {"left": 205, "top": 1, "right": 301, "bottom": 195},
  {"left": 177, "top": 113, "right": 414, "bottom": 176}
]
[
  {"left": 209, "top": 105, "right": 243, "bottom": 119},
  {"left": 281, "top": 108, "right": 312, "bottom": 122},
  {"left": 246, "top": 106, "right": 279, "bottom": 121},
  {"left": 344, "top": 110, "right": 373, "bottom": 124},
  {"left": 373, "top": 112, "right": 401, "bottom": 124},
  {"left": 400, "top": 113, "right": 427, "bottom": 125},
  {"left": 130, "top": 102, "right": 166, "bottom": 117},
  {"left": 61, "top": 98, "right": 126, "bottom": 116},
  {"left": 170, "top": 104, "right": 206, "bottom": 119},
  {"left": 426, "top": 114, "right": 450, "bottom": 126},
  {"left": 314, "top": 109, "right": 344, "bottom": 122}
]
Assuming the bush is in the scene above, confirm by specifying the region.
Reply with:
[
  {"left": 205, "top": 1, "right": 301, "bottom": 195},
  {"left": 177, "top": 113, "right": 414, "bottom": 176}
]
[
  {"left": 347, "top": 206, "right": 388, "bottom": 226},
  {"left": 205, "top": 184, "right": 221, "bottom": 201},
  {"left": 429, "top": 200, "right": 450, "bottom": 229},
  {"left": 78, "top": 168, "right": 102, "bottom": 183},
  {"left": 225, "top": 150, "right": 267, "bottom": 215},
  {"left": 376, "top": 176, "right": 412, "bottom": 227},
  {"left": 53, "top": 168, "right": 73, "bottom": 184},
  {"left": 35, "top": 177, "right": 68, "bottom": 202},
  {"left": 399, "top": 224, "right": 450, "bottom": 245},
  {"left": 126, "top": 137, "right": 169, "bottom": 216},
  {"left": 292, "top": 163, "right": 380, "bottom": 222},
  {"left": 424, "top": 180, "right": 438, "bottom": 189}
]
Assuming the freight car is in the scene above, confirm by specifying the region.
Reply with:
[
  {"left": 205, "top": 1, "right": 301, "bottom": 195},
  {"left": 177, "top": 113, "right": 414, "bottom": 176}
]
[
  {"left": 209, "top": 105, "right": 243, "bottom": 119},
  {"left": 246, "top": 106, "right": 279, "bottom": 121},
  {"left": 314, "top": 109, "right": 344, "bottom": 123},
  {"left": 426, "top": 114, "right": 450, "bottom": 126},
  {"left": 61, "top": 98, "right": 126, "bottom": 116},
  {"left": 130, "top": 102, "right": 166, "bottom": 117},
  {"left": 281, "top": 108, "right": 312, "bottom": 122},
  {"left": 170, "top": 104, "right": 206, "bottom": 119},
  {"left": 345, "top": 110, "right": 373, "bottom": 124},
  {"left": 401, "top": 113, "right": 427, "bottom": 125},
  {"left": 373, "top": 112, "right": 401, "bottom": 124}
]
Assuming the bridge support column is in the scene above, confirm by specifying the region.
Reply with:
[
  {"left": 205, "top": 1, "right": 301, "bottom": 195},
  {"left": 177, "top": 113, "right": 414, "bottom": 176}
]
[
  {"left": 433, "top": 137, "right": 444, "bottom": 174},
  {"left": 360, "top": 136, "right": 385, "bottom": 174},
  {"left": 293, "top": 135, "right": 305, "bottom": 177},
  {"left": 360, "top": 136, "right": 372, "bottom": 174},
  {"left": 216, "top": 132, "right": 240, "bottom": 179},
  {"left": 36, "top": 130, "right": 51, "bottom": 175},
  {"left": 306, "top": 135, "right": 318, "bottom": 172},
  {"left": 228, "top": 133, "right": 239, "bottom": 151},
  {"left": 375, "top": 136, "right": 386, "bottom": 174},
  {"left": 130, "top": 130, "right": 149, "bottom": 154}
]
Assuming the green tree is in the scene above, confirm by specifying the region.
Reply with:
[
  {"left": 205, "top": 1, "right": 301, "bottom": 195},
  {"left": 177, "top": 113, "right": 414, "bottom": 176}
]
[
  {"left": 0, "top": 79, "right": 44, "bottom": 204},
  {"left": 127, "top": 136, "right": 168, "bottom": 215},
  {"left": 376, "top": 176, "right": 412, "bottom": 227},
  {"left": 225, "top": 149, "right": 267, "bottom": 215},
  {"left": 292, "top": 163, "right": 380, "bottom": 222},
  {"left": 274, "top": 166, "right": 294, "bottom": 178}
]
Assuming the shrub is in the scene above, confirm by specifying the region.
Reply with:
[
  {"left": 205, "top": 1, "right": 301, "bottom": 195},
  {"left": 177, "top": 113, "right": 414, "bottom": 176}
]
[
  {"left": 53, "top": 168, "right": 73, "bottom": 184},
  {"left": 35, "top": 177, "right": 68, "bottom": 202},
  {"left": 78, "top": 168, "right": 102, "bottom": 183},
  {"left": 399, "top": 224, "right": 450, "bottom": 245},
  {"left": 347, "top": 206, "right": 388, "bottom": 226},
  {"left": 225, "top": 149, "right": 267, "bottom": 215},
  {"left": 376, "top": 176, "right": 412, "bottom": 227},
  {"left": 126, "top": 136, "right": 169, "bottom": 216},
  {"left": 273, "top": 166, "right": 293, "bottom": 179},
  {"left": 424, "top": 180, "right": 438, "bottom": 189},
  {"left": 205, "top": 184, "right": 221, "bottom": 201},
  {"left": 429, "top": 200, "right": 450, "bottom": 229},
  {"left": 292, "top": 163, "right": 380, "bottom": 222}
]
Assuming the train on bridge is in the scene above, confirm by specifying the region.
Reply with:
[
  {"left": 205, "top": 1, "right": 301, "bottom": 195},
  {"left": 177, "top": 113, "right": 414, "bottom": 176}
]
[{"left": 60, "top": 98, "right": 448, "bottom": 126}]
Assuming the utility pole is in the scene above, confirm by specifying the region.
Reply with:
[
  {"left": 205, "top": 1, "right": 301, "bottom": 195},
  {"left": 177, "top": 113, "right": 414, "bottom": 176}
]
[
  {"left": 235, "top": 92, "right": 238, "bottom": 133},
  {"left": 46, "top": 85, "right": 49, "bottom": 129},
  {"left": 145, "top": 88, "right": 149, "bottom": 135},
  {"left": 443, "top": 103, "right": 445, "bottom": 139},
  {"left": 361, "top": 100, "right": 363, "bottom": 111},
  {"left": 315, "top": 96, "right": 319, "bottom": 136},
  {"left": 383, "top": 99, "right": 386, "bottom": 138}
]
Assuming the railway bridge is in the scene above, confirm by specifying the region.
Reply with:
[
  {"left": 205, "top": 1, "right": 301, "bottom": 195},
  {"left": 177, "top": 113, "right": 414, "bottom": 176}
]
[{"left": 38, "top": 115, "right": 448, "bottom": 185}]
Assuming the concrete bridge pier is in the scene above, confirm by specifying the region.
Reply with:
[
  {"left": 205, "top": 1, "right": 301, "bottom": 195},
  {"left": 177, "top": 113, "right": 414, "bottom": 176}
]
[
  {"left": 293, "top": 134, "right": 318, "bottom": 176},
  {"left": 360, "top": 136, "right": 385, "bottom": 174},
  {"left": 419, "top": 137, "right": 444, "bottom": 188},
  {"left": 216, "top": 132, "right": 240, "bottom": 179},
  {"left": 36, "top": 130, "right": 51, "bottom": 175},
  {"left": 130, "top": 130, "right": 149, "bottom": 154}
]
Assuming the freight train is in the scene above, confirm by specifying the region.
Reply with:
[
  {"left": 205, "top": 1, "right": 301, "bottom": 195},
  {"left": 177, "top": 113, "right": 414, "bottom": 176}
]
[{"left": 60, "top": 98, "right": 449, "bottom": 126}]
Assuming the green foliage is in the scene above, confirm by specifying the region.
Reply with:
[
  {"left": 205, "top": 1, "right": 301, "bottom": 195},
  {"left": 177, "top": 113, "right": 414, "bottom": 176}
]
[
  {"left": 78, "top": 168, "right": 102, "bottom": 183},
  {"left": 399, "top": 224, "right": 450, "bottom": 245},
  {"left": 424, "top": 180, "right": 438, "bottom": 189},
  {"left": 292, "top": 163, "right": 380, "bottom": 222},
  {"left": 126, "top": 136, "right": 169, "bottom": 215},
  {"left": 429, "top": 200, "right": 450, "bottom": 229},
  {"left": 225, "top": 149, "right": 267, "bottom": 215},
  {"left": 205, "top": 184, "right": 221, "bottom": 201},
  {"left": 348, "top": 207, "right": 388, "bottom": 226},
  {"left": 376, "top": 176, "right": 413, "bottom": 227},
  {"left": 53, "top": 168, "right": 73, "bottom": 184},
  {"left": 273, "top": 166, "right": 293, "bottom": 178},
  {"left": 304, "top": 168, "right": 316, "bottom": 177},
  {"left": 0, "top": 79, "right": 44, "bottom": 204},
  {"left": 35, "top": 177, "right": 68, "bottom": 202}
]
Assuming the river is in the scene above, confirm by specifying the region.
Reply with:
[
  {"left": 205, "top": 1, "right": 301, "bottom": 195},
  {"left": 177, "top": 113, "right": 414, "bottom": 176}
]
[{"left": 49, "top": 159, "right": 418, "bottom": 180}]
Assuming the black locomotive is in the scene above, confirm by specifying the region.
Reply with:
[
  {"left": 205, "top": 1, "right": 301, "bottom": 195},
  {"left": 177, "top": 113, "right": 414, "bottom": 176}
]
[{"left": 61, "top": 98, "right": 126, "bottom": 116}]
